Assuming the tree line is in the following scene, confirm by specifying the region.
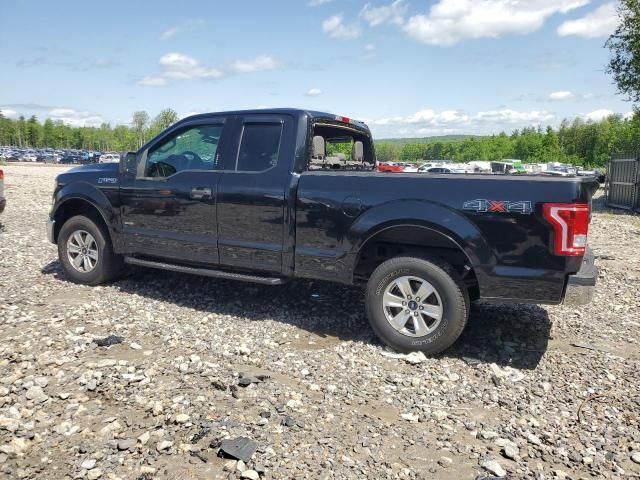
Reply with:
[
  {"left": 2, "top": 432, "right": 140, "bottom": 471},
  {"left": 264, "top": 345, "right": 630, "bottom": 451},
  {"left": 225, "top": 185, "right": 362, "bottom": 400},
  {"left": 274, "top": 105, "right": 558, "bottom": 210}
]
[
  {"left": 1, "top": 108, "right": 639, "bottom": 168},
  {"left": 0, "top": 109, "right": 179, "bottom": 152},
  {"left": 375, "top": 114, "right": 640, "bottom": 168}
]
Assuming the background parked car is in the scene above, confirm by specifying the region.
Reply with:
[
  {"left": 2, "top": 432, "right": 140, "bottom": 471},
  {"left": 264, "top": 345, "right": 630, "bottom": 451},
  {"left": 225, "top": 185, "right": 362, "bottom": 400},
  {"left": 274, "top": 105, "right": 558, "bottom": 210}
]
[
  {"left": 424, "top": 166, "right": 467, "bottom": 174},
  {"left": 99, "top": 153, "right": 121, "bottom": 163},
  {"left": 377, "top": 162, "right": 404, "bottom": 173},
  {"left": 400, "top": 163, "right": 419, "bottom": 173},
  {"left": 60, "top": 153, "right": 83, "bottom": 164}
]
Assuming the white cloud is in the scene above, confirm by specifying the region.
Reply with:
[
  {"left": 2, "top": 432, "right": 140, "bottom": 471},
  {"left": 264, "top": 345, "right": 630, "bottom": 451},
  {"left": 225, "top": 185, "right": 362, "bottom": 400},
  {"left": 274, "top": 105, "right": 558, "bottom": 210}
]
[
  {"left": 138, "top": 76, "right": 168, "bottom": 87},
  {"left": 306, "top": 88, "right": 323, "bottom": 96},
  {"left": 403, "top": 0, "right": 589, "bottom": 46},
  {"left": 361, "top": 43, "right": 377, "bottom": 61},
  {"left": 584, "top": 108, "right": 614, "bottom": 122},
  {"left": 371, "top": 108, "right": 553, "bottom": 128},
  {"left": 322, "top": 14, "right": 362, "bottom": 39},
  {"left": 139, "top": 53, "right": 279, "bottom": 86},
  {"left": 139, "top": 52, "right": 224, "bottom": 86},
  {"left": 549, "top": 91, "right": 575, "bottom": 100},
  {"left": 160, "top": 26, "right": 179, "bottom": 39},
  {"left": 557, "top": 2, "right": 619, "bottom": 38},
  {"left": 160, "top": 19, "right": 205, "bottom": 40},
  {"left": 475, "top": 109, "right": 555, "bottom": 124},
  {"left": 48, "top": 108, "right": 104, "bottom": 127},
  {"left": 0, "top": 108, "right": 18, "bottom": 119},
  {"left": 232, "top": 55, "right": 278, "bottom": 73},
  {"left": 309, "top": 0, "right": 334, "bottom": 6},
  {"left": 94, "top": 58, "right": 115, "bottom": 68},
  {"left": 369, "top": 107, "right": 555, "bottom": 136},
  {"left": 160, "top": 52, "right": 199, "bottom": 70},
  {"left": 361, "top": 0, "right": 408, "bottom": 27}
]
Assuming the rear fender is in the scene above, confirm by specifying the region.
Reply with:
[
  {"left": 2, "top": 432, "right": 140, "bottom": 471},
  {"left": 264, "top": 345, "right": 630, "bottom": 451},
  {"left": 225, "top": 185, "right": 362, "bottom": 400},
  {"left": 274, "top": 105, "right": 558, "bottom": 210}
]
[{"left": 346, "top": 199, "right": 496, "bottom": 275}]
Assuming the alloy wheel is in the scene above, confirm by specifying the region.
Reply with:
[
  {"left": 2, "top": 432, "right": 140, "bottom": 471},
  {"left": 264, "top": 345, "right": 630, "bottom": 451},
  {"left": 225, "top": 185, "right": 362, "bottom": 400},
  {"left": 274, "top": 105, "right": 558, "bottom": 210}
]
[{"left": 382, "top": 275, "right": 444, "bottom": 337}]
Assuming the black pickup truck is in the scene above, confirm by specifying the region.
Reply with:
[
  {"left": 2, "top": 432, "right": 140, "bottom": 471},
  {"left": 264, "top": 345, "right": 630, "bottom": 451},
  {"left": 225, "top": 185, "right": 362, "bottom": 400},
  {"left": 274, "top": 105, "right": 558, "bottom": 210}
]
[{"left": 47, "top": 109, "right": 598, "bottom": 354}]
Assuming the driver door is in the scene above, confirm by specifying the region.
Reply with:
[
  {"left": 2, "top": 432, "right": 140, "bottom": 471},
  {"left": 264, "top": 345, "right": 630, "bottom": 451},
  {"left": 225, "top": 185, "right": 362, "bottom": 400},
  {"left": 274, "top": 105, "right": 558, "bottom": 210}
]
[{"left": 119, "top": 118, "right": 230, "bottom": 265}]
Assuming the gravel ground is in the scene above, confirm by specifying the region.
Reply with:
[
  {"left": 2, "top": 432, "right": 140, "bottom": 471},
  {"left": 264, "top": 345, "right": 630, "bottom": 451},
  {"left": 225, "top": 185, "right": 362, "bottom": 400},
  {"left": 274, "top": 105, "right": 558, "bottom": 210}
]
[{"left": 0, "top": 163, "right": 639, "bottom": 480}]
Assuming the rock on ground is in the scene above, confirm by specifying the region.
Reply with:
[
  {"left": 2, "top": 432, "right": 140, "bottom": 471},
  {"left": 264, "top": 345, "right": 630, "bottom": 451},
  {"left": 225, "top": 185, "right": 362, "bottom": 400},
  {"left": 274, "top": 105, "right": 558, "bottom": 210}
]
[{"left": 0, "top": 164, "right": 638, "bottom": 479}]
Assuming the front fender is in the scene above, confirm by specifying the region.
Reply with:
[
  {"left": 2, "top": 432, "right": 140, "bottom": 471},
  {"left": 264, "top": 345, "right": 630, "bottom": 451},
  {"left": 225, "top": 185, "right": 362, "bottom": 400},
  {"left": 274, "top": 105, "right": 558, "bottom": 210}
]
[
  {"left": 51, "top": 182, "right": 119, "bottom": 241},
  {"left": 345, "top": 199, "right": 496, "bottom": 271}
]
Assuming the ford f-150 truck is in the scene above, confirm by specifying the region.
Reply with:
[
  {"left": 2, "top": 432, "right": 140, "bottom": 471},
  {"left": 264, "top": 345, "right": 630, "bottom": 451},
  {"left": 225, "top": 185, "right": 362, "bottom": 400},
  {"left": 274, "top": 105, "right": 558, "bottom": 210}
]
[{"left": 47, "top": 109, "right": 598, "bottom": 354}]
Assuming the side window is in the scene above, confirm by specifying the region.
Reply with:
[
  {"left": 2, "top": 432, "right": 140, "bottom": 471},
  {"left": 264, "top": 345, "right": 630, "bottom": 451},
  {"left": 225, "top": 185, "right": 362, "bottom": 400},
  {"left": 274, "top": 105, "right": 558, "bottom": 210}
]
[
  {"left": 145, "top": 124, "right": 223, "bottom": 178},
  {"left": 236, "top": 123, "right": 282, "bottom": 172}
]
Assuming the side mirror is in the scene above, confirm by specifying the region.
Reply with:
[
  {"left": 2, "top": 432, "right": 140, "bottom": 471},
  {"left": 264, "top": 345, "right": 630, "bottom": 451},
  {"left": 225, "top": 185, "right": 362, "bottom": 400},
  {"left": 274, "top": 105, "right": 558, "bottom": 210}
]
[{"left": 120, "top": 151, "right": 138, "bottom": 176}]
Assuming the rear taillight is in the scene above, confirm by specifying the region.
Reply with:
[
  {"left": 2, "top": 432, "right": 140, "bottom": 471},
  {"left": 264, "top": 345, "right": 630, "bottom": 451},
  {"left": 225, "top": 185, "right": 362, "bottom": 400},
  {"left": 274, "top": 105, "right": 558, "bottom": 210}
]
[
  {"left": 543, "top": 203, "right": 590, "bottom": 256},
  {"left": 0, "top": 169, "right": 3, "bottom": 181}
]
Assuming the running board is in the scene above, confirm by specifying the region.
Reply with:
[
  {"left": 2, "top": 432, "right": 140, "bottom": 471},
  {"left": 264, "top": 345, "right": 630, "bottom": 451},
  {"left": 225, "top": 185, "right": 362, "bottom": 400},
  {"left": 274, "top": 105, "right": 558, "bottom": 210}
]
[{"left": 124, "top": 257, "right": 287, "bottom": 285}]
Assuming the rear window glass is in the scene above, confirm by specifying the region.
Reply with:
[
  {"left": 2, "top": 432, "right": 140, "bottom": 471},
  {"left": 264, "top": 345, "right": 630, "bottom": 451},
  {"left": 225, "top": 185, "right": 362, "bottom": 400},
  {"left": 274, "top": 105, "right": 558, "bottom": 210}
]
[{"left": 236, "top": 123, "right": 282, "bottom": 172}]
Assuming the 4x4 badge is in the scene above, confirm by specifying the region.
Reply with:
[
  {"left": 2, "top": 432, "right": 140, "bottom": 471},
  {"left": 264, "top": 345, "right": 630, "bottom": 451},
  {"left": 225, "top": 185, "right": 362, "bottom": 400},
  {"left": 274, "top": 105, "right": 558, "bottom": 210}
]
[{"left": 463, "top": 199, "right": 532, "bottom": 214}]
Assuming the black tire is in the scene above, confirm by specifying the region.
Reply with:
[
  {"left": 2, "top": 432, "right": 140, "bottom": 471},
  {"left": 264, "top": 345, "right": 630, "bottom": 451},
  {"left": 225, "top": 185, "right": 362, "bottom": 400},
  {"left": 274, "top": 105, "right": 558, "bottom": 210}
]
[
  {"left": 57, "top": 214, "right": 123, "bottom": 286},
  {"left": 366, "top": 256, "right": 469, "bottom": 354}
]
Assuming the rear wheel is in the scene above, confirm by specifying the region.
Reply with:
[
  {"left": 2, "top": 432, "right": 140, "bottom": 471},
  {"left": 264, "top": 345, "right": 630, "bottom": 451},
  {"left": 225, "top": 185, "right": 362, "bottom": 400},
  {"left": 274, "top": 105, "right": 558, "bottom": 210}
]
[
  {"left": 366, "top": 257, "right": 469, "bottom": 354},
  {"left": 58, "top": 215, "right": 122, "bottom": 285}
]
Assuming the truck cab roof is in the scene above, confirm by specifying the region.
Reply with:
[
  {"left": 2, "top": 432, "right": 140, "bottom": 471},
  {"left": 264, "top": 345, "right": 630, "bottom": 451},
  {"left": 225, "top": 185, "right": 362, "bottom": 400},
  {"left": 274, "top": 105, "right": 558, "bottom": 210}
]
[{"left": 181, "top": 108, "right": 370, "bottom": 131}]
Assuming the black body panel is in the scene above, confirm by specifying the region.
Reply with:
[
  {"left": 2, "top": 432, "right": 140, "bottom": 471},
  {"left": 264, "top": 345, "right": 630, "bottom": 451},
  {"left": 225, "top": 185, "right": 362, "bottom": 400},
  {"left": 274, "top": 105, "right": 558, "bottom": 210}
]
[{"left": 118, "top": 170, "right": 222, "bottom": 264}]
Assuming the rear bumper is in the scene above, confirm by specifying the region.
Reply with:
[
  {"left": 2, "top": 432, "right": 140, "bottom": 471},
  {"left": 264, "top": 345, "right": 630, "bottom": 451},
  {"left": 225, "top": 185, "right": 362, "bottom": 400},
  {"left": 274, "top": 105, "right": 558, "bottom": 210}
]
[
  {"left": 563, "top": 248, "right": 597, "bottom": 306},
  {"left": 46, "top": 218, "right": 56, "bottom": 243}
]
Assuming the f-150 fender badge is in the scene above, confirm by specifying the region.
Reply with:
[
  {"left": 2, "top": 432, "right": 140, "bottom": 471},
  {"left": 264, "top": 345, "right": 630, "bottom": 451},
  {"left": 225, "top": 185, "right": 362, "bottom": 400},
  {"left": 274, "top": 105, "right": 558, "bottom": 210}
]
[
  {"left": 463, "top": 199, "right": 532, "bottom": 214},
  {"left": 97, "top": 177, "right": 118, "bottom": 184}
]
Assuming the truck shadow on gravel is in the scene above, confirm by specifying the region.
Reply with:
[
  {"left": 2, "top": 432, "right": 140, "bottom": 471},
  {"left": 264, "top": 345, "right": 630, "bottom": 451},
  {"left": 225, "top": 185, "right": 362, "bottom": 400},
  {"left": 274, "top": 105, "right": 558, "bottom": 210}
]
[{"left": 42, "top": 261, "right": 549, "bottom": 370}]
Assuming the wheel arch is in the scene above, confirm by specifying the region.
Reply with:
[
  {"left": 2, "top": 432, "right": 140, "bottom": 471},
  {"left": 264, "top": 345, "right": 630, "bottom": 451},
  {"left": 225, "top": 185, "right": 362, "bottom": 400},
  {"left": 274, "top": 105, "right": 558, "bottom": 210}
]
[
  {"left": 347, "top": 200, "right": 495, "bottom": 300},
  {"left": 52, "top": 196, "right": 111, "bottom": 244}
]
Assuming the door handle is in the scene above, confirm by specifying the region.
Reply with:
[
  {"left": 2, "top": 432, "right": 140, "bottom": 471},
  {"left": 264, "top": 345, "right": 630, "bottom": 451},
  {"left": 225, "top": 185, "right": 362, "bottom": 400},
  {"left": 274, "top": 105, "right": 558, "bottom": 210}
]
[{"left": 190, "top": 187, "right": 212, "bottom": 199}]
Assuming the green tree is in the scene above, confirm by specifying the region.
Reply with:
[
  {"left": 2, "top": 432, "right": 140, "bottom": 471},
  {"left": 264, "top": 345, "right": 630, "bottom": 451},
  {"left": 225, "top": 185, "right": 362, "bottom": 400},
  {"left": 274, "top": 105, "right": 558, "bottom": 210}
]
[
  {"left": 26, "top": 115, "right": 43, "bottom": 147},
  {"left": 607, "top": 1, "right": 640, "bottom": 103},
  {"left": 132, "top": 111, "right": 150, "bottom": 148},
  {"left": 43, "top": 119, "right": 55, "bottom": 147},
  {"left": 149, "top": 108, "right": 179, "bottom": 138}
]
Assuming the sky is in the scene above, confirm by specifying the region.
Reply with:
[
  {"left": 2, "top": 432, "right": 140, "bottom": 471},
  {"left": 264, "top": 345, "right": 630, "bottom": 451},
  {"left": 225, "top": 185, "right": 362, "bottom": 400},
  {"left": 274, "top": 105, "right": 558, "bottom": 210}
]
[{"left": 0, "top": 0, "right": 631, "bottom": 138}]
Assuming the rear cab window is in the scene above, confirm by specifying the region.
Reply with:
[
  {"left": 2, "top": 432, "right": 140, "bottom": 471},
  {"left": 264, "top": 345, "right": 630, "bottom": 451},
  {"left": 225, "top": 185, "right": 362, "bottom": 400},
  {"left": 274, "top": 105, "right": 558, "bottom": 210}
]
[{"left": 308, "top": 120, "right": 376, "bottom": 171}]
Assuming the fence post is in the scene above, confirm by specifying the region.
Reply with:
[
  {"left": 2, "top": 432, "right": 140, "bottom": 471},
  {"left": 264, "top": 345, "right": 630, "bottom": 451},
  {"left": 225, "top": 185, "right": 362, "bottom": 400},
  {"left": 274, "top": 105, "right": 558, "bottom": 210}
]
[
  {"left": 605, "top": 152, "right": 612, "bottom": 205},
  {"left": 635, "top": 153, "right": 640, "bottom": 213}
]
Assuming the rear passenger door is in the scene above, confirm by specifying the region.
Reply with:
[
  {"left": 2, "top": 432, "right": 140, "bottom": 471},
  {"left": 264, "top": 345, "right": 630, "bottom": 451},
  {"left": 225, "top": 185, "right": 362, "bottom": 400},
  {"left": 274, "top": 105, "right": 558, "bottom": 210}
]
[{"left": 216, "top": 114, "right": 293, "bottom": 273}]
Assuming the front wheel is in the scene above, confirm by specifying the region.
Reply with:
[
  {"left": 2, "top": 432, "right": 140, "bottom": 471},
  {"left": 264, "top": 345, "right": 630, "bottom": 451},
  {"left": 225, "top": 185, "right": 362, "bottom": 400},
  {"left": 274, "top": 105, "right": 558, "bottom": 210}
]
[
  {"left": 58, "top": 215, "right": 123, "bottom": 285},
  {"left": 366, "top": 257, "right": 469, "bottom": 354}
]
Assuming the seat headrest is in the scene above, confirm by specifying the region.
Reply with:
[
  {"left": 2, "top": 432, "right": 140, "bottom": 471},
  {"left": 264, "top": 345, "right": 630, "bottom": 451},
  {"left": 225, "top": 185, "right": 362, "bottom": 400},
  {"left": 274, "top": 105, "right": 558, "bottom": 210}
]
[
  {"left": 312, "top": 136, "right": 325, "bottom": 158},
  {"left": 352, "top": 141, "right": 364, "bottom": 162}
]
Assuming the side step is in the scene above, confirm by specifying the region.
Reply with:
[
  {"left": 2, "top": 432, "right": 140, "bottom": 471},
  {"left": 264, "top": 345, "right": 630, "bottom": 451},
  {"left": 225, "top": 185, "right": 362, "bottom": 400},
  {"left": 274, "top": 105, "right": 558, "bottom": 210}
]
[{"left": 124, "top": 257, "right": 287, "bottom": 285}]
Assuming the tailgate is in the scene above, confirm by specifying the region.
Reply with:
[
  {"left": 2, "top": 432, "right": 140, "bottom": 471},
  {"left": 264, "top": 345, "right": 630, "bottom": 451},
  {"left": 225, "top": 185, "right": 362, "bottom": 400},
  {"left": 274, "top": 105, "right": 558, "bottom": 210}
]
[{"left": 579, "top": 176, "right": 600, "bottom": 204}]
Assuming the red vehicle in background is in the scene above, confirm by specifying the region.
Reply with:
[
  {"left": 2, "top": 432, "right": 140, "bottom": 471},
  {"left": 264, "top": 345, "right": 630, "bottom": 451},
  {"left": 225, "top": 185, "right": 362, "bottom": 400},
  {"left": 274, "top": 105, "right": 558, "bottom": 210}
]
[{"left": 377, "top": 162, "right": 404, "bottom": 173}]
